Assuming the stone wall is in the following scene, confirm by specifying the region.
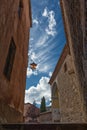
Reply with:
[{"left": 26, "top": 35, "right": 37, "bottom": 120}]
[
  {"left": 49, "top": 44, "right": 86, "bottom": 122},
  {"left": 24, "top": 103, "right": 40, "bottom": 123},
  {"left": 60, "top": 0, "right": 87, "bottom": 121},
  {"left": 0, "top": 0, "right": 31, "bottom": 123},
  {"left": 40, "top": 111, "right": 52, "bottom": 123},
  {"left": 51, "top": 82, "right": 60, "bottom": 122},
  {"left": 57, "top": 53, "right": 85, "bottom": 122}
]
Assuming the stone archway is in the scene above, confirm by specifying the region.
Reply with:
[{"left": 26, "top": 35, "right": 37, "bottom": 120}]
[{"left": 51, "top": 82, "right": 60, "bottom": 122}]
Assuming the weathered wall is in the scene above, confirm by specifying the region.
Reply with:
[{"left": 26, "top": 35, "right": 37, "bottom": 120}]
[
  {"left": 57, "top": 53, "right": 85, "bottom": 122},
  {"left": 40, "top": 111, "right": 52, "bottom": 123},
  {"left": 51, "top": 83, "right": 60, "bottom": 122},
  {"left": 49, "top": 43, "right": 86, "bottom": 122},
  {"left": 0, "top": 0, "right": 31, "bottom": 123},
  {"left": 60, "top": 0, "right": 87, "bottom": 121},
  {"left": 0, "top": 101, "right": 23, "bottom": 123},
  {"left": 24, "top": 103, "right": 40, "bottom": 123}
]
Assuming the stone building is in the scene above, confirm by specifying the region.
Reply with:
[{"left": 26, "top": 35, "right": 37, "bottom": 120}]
[
  {"left": 60, "top": 0, "right": 87, "bottom": 122},
  {"left": 0, "top": 0, "right": 32, "bottom": 123},
  {"left": 40, "top": 111, "right": 52, "bottom": 123},
  {"left": 49, "top": 43, "right": 86, "bottom": 122},
  {"left": 24, "top": 103, "right": 40, "bottom": 123},
  {"left": 39, "top": 106, "right": 52, "bottom": 123},
  {"left": 49, "top": 0, "right": 87, "bottom": 123}
]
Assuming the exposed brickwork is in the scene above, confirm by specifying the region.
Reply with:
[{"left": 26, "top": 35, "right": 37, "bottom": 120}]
[{"left": 0, "top": 0, "right": 31, "bottom": 123}]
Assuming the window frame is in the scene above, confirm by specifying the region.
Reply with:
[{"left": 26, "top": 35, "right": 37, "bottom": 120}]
[{"left": 4, "top": 38, "right": 16, "bottom": 81}]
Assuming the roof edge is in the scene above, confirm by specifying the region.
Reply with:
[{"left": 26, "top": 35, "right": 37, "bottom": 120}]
[{"left": 49, "top": 43, "right": 70, "bottom": 85}]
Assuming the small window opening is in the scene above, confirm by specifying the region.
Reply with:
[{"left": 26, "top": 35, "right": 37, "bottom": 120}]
[
  {"left": 64, "top": 63, "right": 67, "bottom": 73},
  {"left": 18, "top": 0, "right": 23, "bottom": 18},
  {"left": 4, "top": 38, "right": 16, "bottom": 81}
]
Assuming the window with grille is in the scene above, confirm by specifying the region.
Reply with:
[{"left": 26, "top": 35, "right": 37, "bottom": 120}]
[{"left": 4, "top": 38, "right": 16, "bottom": 81}]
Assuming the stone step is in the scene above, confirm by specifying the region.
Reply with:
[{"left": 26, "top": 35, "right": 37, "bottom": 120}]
[{"left": 1, "top": 124, "right": 87, "bottom": 130}]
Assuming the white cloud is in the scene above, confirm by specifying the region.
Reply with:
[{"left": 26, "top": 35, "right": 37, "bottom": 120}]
[
  {"left": 47, "top": 102, "right": 52, "bottom": 107},
  {"left": 30, "top": 38, "right": 34, "bottom": 41},
  {"left": 27, "top": 54, "right": 53, "bottom": 77},
  {"left": 36, "top": 35, "right": 48, "bottom": 47},
  {"left": 45, "top": 28, "right": 56, "bottom": 36},
  {"left": 58, "top": 1, "right": 60, "bottom": 6},
  {"left": 42, "top": 8, "right": 57, "bottom": 36},
  {"left": 27, "top": 35, "right": 56, "bottom": 77},
  {"left": 33, "top": 19, "right": 39, "bottom": 25},
  {"left": 25, "top": 77, "right": 51, "bottom": 105},
  {"left": 46, "top": 11, "right": 57, "bottom": 36},
  {"left": 42, "top": 7, "right": 48, "bottom": 17},
  {"left": 27, "top": 68, "right": 38, "bottom": 78},
  {"left": 31, "top": 52, "right": 37, "bottom": 61},
  {"left": 49, "top": 72, "right": 52, "bottom": 77},
  {"left": 48, "top": 11, "right": 56, "bottom": 30},
  {"left": 37, "top": 63, "right": 52, "bottom": 74},
  {"left": 27, "top": 10, "right": 58, "bottom": 77}
]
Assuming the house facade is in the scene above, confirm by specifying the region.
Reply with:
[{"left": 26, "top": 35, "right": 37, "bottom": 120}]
[
  {"left": 49, "top": 0, "right": 87, "bottom": 122},
  {"left": 49, "top": 44, "right": 86, "bottom": 122},
  {"left": 60, "top": 0, "right": 87, "bottom": 121},
  {"left": 24, "top": 103, "right": 40, "bottom": 123},
  {"left": 0, "top": 0, "right": 32, "bottom": 123}
]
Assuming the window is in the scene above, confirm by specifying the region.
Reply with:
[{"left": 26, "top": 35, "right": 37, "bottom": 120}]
[
  {"left": 4, "top": 38, "right": 16, "bottom": 81},
  {"left": 18, "top": 0, "right": 23, "bottom": 18},
  {"left": 64, "top": 63, "right": 67, "bottom": 73}
]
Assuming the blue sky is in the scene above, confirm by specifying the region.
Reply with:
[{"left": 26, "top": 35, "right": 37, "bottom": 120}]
[{"left": 25, "top": 0, "right": 66, "bottom": 107}]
